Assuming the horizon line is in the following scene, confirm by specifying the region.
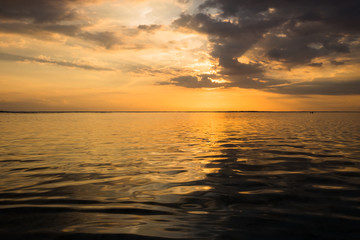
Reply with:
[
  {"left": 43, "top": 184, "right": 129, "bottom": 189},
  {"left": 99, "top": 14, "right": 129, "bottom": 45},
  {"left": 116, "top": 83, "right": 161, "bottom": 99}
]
[{"left": 1, "top": 110, "right": 360, "bottom": 114}]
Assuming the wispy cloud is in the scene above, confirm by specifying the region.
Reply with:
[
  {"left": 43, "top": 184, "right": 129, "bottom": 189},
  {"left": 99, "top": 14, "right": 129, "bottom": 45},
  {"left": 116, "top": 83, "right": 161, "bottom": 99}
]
[
  {"left": 0, "top": 52, "right": 112, "bottom": 71},
  {"left": 159, "top": 75, "right": 223, "bottom": 88}
]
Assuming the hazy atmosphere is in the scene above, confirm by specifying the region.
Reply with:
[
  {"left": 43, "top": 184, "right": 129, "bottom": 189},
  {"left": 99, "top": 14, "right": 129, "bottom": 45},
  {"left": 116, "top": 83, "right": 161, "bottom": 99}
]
[{"left": 1, "top": 0, "right": 360, "bottom": 111}]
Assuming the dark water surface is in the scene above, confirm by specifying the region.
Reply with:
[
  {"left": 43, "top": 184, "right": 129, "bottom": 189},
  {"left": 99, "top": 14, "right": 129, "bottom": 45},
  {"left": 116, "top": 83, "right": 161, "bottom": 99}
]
[{"left": 0, "top": 112, "right": 359, "bottom": 239}]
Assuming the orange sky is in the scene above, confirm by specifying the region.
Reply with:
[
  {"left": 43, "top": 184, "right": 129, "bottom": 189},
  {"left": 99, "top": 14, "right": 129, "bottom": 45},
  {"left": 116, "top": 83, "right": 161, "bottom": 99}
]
[{"left": 1, "top": 0, "right": 359, "bottom": 111}]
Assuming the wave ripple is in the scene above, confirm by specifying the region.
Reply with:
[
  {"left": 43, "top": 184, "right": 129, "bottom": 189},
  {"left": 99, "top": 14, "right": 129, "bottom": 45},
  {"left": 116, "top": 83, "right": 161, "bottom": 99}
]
[{"left": 0, "top": 112, "right": 360, "bottom": 239}]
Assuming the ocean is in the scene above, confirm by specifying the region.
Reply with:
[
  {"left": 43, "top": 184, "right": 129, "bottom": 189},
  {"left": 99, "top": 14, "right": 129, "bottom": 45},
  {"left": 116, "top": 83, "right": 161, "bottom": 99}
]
[{"left": 0, "top": 112, "right": 359, "bottom": 239}]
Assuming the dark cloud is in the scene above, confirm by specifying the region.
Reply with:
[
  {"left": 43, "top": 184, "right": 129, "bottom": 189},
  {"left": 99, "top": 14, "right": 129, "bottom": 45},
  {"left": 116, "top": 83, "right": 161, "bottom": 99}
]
[
  {"left": 173, "top": 12, "right": 281, "bottom": 88},
  {"left": 0, "top": 0, "right": 96, "bottom": 23},
  {"left": 227, "top": 76, "right": 288, "bottom": 89},
  {"left": 308, "top": 62, "right": 323, "bottom": 67},
  {"left": 331, "top": 60, "right": 345, "bottom": 66},
  {"left": 267, "top": 79, "right": 360, "bottom": 95},
  {"left": 199, "top": 0, "right": 359, "bottom": 32},
  {"left": 160, "top": 74, "right": 288, "bottom": 89},
  {"left": 137, "top": 24, "right": 162, "bottom": 32},
  {"left": 0, "top": 1, "right": 159, "bottom": 50},
  {"left": 0, "top": 22, "right": 81, "bottom": 37},
  {"left": 0, "top": 0, "right": 123, "bottom": 49},
  {"left": 159, "top": 75, "right": 223, "bottom": 88},
  {"left": 196, "top": 0, "right": 358, "bottom": 66},
  {"left": 0, "top": 52, "right": 112, "bottom": 71},
  {"left": 166, "top": 0, "right": 360, "bottom": 95},
  {"left": 0, "top": 22, "right": 122, "bottom": 49}
]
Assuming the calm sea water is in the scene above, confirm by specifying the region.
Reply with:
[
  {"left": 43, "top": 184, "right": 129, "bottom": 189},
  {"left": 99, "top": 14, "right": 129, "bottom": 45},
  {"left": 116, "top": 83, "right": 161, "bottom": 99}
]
[{"left": 0, "top": 112, "right": 359, "bottom": 239}]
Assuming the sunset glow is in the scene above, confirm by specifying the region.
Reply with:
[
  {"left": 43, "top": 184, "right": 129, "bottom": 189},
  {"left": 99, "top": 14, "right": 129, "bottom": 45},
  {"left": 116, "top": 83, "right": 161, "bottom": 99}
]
[{"left": 1, "top": 0, "right": 360, "bottom": 111}]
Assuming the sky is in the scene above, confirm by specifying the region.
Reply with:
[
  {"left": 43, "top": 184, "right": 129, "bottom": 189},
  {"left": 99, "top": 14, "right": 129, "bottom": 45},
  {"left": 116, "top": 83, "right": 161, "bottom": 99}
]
[{"left": 0, "top": 0, "right": 359, "bottom": 111}]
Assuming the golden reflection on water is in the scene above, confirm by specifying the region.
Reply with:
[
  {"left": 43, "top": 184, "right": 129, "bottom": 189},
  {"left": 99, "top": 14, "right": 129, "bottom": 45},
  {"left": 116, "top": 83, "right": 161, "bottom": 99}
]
[{"left": 0, "top": 112, "right": 360, "bottom": 239}]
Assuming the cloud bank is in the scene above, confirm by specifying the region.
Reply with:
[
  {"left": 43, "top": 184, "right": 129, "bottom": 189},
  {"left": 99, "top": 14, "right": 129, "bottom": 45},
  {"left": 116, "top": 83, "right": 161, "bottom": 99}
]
[
  {"left": 161, "top": 0, "right": 360, "bottom": 95},
  {"left": 1, "top": 0, "right": 359, "bottom": 96},
  {"left": 0, "top": 0, "right": 166, "bottom": 50}
]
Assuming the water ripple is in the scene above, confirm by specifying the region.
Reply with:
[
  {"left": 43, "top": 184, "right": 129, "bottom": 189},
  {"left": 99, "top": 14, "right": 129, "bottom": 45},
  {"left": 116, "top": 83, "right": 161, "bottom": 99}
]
[{"left": 0, "top": 112, "right": 360, "bottom": 239}]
